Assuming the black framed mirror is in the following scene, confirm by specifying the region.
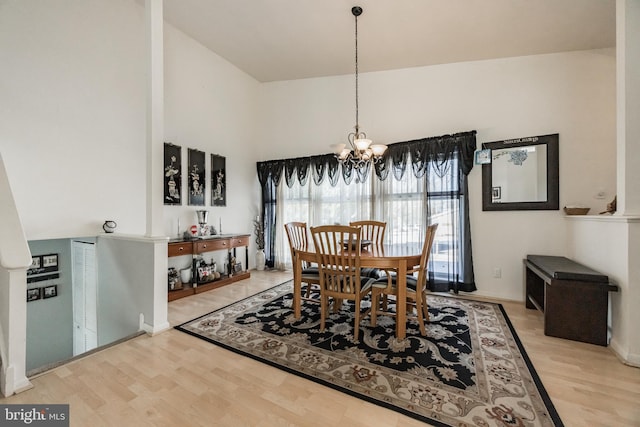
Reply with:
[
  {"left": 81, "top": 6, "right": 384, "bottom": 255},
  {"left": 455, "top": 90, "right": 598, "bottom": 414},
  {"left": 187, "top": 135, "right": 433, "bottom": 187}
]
[{"left": 482, "top": 134, "right": 559, "bottom": 211}]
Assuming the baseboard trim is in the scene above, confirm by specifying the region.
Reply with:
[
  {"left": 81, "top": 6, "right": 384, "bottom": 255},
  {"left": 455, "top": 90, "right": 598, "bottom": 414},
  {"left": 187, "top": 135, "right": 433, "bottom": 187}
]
[{"left": 609, "top": 338, "right": 640, "bottom": 368}]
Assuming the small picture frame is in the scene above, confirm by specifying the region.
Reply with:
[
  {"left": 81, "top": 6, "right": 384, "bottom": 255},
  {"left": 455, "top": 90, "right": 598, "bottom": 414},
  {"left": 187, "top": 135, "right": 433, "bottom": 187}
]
[
  {"left": 43, "top": 284, "right": 58, "bottom": 299},
  {"left": 41, "top": 253, "right": 59, "bottom": 273},
  {"left": 31, "top": 256, "right": 41, "bottom": 269},
  {"left": 27, "top": 256, "right": 43, "bottom": 276},
  {"left": 475, "top": 149, "right": 492, "bottom": 165},
  {"left": 234, "top": 263, "right": 243, "bottom": 274},
  {"left": 27, "top": 287, "right": 41, "bottom": 302},
  {"left": 492, "top": 186, "right": 502, "bottom": 200}
]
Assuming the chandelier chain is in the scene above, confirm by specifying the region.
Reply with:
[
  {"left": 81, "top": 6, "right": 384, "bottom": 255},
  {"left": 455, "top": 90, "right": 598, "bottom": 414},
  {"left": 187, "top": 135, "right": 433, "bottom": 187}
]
[
  {"left": 333, "top": 6, "right": 387, "bottom": 168},
  {"left": 354, "top": 11, "right": 359, "bottom": 132}
]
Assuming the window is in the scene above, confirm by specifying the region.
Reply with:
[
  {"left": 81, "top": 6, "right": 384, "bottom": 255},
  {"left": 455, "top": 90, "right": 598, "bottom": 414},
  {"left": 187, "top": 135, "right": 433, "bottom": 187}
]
[
  {"left": 258, "top": 131, "right": 477, "bottom": 293},
  {"left": 279, "top": 157, "right": 466, "bottom": 288}
]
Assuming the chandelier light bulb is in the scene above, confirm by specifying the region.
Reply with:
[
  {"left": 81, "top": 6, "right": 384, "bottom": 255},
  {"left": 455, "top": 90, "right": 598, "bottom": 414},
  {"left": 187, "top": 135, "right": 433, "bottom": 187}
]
[
  {"left": 370, "top": 144, "right": 388, "bottom": 156},
  {"left": 355, "top": 137, "right": 372, "bottom": 151}
]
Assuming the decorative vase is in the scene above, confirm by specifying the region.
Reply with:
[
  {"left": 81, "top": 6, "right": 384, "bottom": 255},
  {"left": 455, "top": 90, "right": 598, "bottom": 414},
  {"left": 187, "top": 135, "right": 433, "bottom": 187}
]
[
  {"left": 256, "top": 249, "right": 266, "bottom": 271},
  {"left": 180, "top": 267, "right": 191, "bottom": 285},
  {"left": 103, "top": 220, "right": 117, "bottom": 233}
]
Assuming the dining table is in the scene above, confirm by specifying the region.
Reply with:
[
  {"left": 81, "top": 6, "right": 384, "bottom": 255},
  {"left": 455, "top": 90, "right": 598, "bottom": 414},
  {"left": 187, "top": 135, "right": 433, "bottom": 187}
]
[{"left": 293, "top": 242, "right": 424, "bottom": 340}]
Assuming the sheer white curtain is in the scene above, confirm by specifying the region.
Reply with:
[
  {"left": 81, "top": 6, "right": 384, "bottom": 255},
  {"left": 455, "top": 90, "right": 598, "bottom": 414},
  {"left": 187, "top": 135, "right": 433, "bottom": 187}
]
[
  {"left": 278, "top": 174, "right": 373, "bottom": 270},
  {"left": 278, "top": 170, "right": 432, "bottom": 270}
]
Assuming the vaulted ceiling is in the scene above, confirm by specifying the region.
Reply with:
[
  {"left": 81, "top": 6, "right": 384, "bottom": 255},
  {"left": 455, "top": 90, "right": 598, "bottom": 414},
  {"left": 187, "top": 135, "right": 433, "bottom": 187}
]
[{"left": 162, "top": 0, "right": 616, "bottom": 82}]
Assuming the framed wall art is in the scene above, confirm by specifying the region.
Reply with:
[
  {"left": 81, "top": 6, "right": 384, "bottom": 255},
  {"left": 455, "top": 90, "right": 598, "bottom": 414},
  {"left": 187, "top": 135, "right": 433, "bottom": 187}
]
[
  {"left": 27, "top": 256, "right": 43, "bottom": 276},
  {"left": 211, "top": 154, "right": 226, "bottom": 207},
  {"left": 27, "top": 287, "right": 41, "bottom": 302},
  {"left": 43, "top": 284, "right": 58, "bottom": 299},
  {"left": 164, "top": 142, "right": 182, "bottom": 205},
  {"left": 41, "top": 253, "right": 59, "bottom": 273},
  {"left": 188, "top": 148, "right": 205, "bottom": 206}
]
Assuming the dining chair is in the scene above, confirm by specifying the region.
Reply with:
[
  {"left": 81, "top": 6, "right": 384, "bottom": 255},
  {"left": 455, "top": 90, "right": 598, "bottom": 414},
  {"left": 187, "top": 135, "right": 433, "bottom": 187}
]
[
  {"left": 310, "top": 225, "right": 376, "bottom": 342},
  {"left": 349, "top": 220, "right": 386, "bottom": 246},
  {"left": 349, "top": 220, "right": 388, "bottom": 280},
  {"left": 370, "top": 223, "right": 439, "bottom": 336},
  {"left": 284, "top": 222, "right": 320, "bottom": 303}
]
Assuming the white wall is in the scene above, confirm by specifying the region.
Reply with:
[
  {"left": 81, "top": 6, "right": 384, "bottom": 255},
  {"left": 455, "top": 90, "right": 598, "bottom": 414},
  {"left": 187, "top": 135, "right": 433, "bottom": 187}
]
[
  {"left": 163, "top": 24, "right": 261, "bottom": 261},
  {"left": 257, "top": 50, "right": 617, "bottom": 301},
  {"left": 0, "top": 0, "right": 147, "bottom": 239},
  {"left": 0, "top": 0, "right": 262, "bottom": 259},
  {"left": 567, "top": 217, "right": 640, "bottom": 365}
]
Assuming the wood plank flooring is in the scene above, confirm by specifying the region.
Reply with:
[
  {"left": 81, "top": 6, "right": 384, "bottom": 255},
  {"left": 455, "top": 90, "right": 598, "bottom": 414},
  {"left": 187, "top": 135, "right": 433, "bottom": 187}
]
[{"left": 2, "top": 270, "right": 639, "bottom": 426}]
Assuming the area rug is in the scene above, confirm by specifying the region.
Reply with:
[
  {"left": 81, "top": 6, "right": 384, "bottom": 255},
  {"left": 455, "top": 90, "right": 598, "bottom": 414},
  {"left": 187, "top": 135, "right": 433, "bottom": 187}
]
[{"left": 176, "top": 281, "right": 563, "bottom": 426}]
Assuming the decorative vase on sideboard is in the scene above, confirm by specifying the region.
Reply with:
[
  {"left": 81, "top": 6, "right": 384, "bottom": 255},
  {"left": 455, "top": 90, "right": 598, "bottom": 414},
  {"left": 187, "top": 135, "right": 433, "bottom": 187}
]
[{"left": 256, "top": 249, "right": 266, "bottom": 271}]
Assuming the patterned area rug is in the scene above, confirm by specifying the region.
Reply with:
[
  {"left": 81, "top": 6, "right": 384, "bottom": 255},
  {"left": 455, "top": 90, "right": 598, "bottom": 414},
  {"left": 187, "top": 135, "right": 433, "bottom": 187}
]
[{"left": 176, "top": 281, "right": 563, "bottom": 426}]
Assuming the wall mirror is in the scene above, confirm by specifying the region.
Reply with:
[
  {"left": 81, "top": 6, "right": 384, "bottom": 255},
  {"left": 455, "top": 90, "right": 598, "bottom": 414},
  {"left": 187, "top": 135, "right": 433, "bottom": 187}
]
[{"left": 482, "top": 134, "right": 559, "bottom": 211}]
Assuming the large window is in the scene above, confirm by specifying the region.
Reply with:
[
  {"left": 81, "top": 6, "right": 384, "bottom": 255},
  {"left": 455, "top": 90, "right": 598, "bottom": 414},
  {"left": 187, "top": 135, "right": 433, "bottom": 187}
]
[{"left": 258, "top": 131, "right": 477, "bottom": 293}]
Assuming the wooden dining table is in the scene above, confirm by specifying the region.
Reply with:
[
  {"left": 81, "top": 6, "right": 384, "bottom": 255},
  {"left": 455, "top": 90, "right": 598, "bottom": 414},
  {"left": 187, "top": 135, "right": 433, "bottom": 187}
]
[{"left": 294, "top": 242, "right": 424, "bottom": 340}]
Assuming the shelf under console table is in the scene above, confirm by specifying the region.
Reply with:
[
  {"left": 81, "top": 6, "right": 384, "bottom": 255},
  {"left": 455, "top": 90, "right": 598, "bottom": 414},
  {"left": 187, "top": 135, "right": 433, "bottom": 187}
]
[
  {"left": 168, "top": 234, "right": 251, "bottom": 302},
  {"left": 523, "top": 254, "right": 618, "bottom": 346}
]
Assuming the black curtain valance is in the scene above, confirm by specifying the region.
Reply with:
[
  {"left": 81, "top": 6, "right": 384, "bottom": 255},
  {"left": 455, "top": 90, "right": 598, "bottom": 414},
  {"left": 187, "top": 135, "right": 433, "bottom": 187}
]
[{"left": 257, "top": 130, "right": 477, "bottom": 188}]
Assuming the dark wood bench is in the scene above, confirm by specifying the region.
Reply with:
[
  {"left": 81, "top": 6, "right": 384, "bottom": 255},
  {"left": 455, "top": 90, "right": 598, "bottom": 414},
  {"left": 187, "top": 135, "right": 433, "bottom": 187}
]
[{"left": 524, "top": 254, "right": 618, "bottom": 346}]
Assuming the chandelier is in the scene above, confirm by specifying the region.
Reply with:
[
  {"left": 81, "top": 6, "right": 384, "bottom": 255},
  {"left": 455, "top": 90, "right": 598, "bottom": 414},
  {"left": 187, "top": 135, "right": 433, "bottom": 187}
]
[{"left": 333, "top": 6, "right": 387, "bottom": 168}]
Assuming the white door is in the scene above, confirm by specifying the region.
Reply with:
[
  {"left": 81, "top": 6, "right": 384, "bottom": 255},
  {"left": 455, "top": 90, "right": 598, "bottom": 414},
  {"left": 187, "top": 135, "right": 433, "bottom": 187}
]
[{"left": 72, "top": 241, "right": 98, "bottom": 356}]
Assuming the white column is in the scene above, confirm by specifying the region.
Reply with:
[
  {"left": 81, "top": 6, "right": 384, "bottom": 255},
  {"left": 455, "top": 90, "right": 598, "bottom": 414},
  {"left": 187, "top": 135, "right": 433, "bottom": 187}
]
[
  {"left": 616, "top": 0, "right": 640, "bottom": 216},
  {"left": 0, "top": 269, "right": 32, "bottom": 396},
  {"left": 145, "top": 0, "right": 164, "bottom": 238},
  {"left": 143, "top": 0, "right": 169, "bottom": 338}
]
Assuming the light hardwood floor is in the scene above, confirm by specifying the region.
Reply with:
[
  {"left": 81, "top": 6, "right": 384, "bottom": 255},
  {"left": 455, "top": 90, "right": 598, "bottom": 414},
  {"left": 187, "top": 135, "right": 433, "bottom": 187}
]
[{"left": 2, "top": 270, "right": 639, "bottom": 426}]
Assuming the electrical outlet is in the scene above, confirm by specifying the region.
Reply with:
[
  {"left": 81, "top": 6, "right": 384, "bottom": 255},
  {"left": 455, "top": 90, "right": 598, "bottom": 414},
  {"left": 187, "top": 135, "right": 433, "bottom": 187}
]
[{"left": 493, "top": 267, "right": 502, "bottom": 278}]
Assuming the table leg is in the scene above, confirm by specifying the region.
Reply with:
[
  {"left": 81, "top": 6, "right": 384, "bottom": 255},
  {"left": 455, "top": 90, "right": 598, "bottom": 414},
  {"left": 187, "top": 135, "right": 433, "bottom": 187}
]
[
  {"left": 396, "top": 259, "right": 407, "bottom": 340},
  {"left": 293, "top": 253, "right": 302, "bottom": 319}
]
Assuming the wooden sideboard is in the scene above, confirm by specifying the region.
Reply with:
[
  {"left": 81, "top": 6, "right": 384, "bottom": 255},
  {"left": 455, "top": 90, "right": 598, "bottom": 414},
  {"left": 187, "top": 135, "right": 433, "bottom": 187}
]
[{"left": 168, "top": 234, "right": 250, "bottom": 302}]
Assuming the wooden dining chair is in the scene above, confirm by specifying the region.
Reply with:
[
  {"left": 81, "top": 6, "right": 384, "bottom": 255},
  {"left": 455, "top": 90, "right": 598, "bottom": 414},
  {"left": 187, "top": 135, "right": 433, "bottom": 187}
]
[
  {"left": 349, "top": 220, "right": 388, "bottom": 280},
  {"left": 349, "top": 220, "right": 386, "bottom": 246},
  {"left": 284, "top": 222, "right": 320, "bottom": 302},
  {"left": 310, "top": 225, "right": 376, "bottom": 342},
  {"left": 370, "top": 224, "right": 439, "bottom": 336}
]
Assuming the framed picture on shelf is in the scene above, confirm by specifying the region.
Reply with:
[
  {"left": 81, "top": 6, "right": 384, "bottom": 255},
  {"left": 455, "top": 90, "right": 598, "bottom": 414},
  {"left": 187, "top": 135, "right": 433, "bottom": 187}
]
[
  {"left": 211, "top": 154, "right": 226, "bottom": 207},
  {"left": 164, "top": 142, "right": 182, "bottom": 205},
  {"left": 27, "top": 288, "right": 41, "bottom": 302},
  {"left": 43, "top": 284, "right": 58, "bottom": 299},
  {"left": 188, "top": 148, "right": 205, "bottom": 206},
  {"left": 41, "top": 253, "right": 59, "bottom": 273},
  {"left": 492, "top": 186, "right": 502, "bottom": 200}
]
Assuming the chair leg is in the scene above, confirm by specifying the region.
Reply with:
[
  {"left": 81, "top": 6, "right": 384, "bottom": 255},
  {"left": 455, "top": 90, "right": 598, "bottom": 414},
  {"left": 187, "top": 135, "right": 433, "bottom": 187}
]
[
  {"left": 354, "top": 298, "right": 360, "bottom": 342},
  {"left": 421, "top": 292, "right": 430, "bottom": 321},
  {"left": 370, "top": 289, "right": 379, "bottom": 327},
  {"left": 416, "top": 301, "right": 426, "bottom": 336},
  {"left": 320, "top": 295, "right": 327, "bottom": 332},
  {"left": 304, "top": 281, "right": 312, "bottom": 298},
  {"left": 333, "top": 298, "right": 343, "bottom": 313}
]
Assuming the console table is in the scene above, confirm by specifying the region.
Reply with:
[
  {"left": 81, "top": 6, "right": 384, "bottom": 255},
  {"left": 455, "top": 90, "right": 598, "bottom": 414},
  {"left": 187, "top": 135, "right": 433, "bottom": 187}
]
[
  {"left": 524, "top": 254, "right": 617, "bottom": 346},
  {"left": 168, "top": 234, "right": 250, "bottom": 302}
]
